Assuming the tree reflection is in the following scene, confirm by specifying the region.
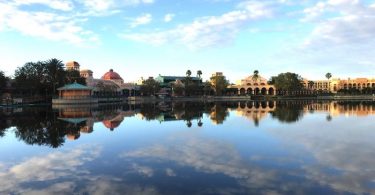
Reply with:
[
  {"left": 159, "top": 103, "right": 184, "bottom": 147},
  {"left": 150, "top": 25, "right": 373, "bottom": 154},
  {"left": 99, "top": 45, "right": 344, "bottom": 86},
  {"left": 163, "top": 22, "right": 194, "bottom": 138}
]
[
  {"left": 209, "top": 102, "right": 230, "bottom": 125},
  {"left": 0, "top": 111, "right": 10, "bottom": 137},
  {"left": 2, "top": 101, "right": 375, "bottom": 148},
  {"left": 270, "top": 101, "right": 304, "bottom": 123},
  {"left": 10, "top": 107, "right": 67, "bottom": 148}
]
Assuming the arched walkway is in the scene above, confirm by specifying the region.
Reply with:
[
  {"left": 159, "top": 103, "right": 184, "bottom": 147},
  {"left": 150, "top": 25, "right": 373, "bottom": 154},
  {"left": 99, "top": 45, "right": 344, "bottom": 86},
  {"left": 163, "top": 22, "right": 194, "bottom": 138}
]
[
  {"left": 268, "top": 88, "right": 274, "bottom": 95},
  {"left": 247, "top": 88, "right": 253, "bottom": 95},
  {"left": 247, "top": 101, "right": 253, "bottom": 108},
  {"left": 240, "top": 88, "right": 246, "bottom": 95},
  {"left": 255, "top": 88, "right": 260, "bottom": 95},
  {"left": 261, "top": 88, "right": 267, "bottom": 95},
  {"left": 240, "top": 102, "right": 246, "bottom": 109}
]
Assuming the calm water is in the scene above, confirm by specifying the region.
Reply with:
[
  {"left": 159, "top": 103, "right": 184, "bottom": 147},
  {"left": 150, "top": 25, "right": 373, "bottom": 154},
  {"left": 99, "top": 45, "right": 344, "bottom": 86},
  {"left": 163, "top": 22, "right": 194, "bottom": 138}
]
[{"left": 1, "top": 101, "right": 375, "bottom": 195}]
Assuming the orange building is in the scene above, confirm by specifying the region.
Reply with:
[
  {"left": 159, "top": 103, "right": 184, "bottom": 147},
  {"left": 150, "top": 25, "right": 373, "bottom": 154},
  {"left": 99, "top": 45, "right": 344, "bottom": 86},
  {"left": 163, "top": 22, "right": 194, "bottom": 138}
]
[{"left": 303, "top": 78, "right": 375, "bottom": 93}]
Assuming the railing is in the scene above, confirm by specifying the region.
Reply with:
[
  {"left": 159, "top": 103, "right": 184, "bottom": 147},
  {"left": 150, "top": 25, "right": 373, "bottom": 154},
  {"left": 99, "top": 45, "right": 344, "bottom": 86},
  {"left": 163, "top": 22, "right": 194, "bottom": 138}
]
[{"left": 54, "top": 96, "right": 93, "bottom": 100}]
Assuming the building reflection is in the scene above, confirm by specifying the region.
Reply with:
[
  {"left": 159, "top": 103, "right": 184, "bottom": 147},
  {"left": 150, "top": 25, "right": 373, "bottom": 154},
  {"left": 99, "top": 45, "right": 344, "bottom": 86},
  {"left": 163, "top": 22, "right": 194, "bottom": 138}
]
[
  {"left": 57, "top": 105, "right": 137, "bottom": 140},
  {"left": 235, "top": 101, "right": 276, "bottom": 126},
  {"left": 305, "top": 101, "right": 375, "bottom": 117},
  {"left": 1, "top": 101, "right": 375, "bottom": 148}
]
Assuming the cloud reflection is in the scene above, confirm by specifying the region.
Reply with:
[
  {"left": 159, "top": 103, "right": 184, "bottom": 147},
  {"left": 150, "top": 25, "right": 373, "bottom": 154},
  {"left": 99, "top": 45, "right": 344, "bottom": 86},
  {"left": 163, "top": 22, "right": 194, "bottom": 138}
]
[
  {"left": 0, "top": 145, "right": 101, "bottom": 194},
  {"left": 120, "top": 131, "right": 292, "bottom": 193},
  {"left": 0, "top": 144, "right": 162, "bottom": 195},
  {"left": 267, "top": 117, "right": 375, "bottom": 194}
]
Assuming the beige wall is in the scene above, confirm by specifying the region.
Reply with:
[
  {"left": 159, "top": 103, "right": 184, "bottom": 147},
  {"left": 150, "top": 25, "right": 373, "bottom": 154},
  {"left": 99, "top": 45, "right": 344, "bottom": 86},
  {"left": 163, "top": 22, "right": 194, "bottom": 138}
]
[
  {"left": 304, "top": 78, "right": 375, "bottom": 93},
  {"left": 231, "top": 75, "right": 276, "bottom": 95}
]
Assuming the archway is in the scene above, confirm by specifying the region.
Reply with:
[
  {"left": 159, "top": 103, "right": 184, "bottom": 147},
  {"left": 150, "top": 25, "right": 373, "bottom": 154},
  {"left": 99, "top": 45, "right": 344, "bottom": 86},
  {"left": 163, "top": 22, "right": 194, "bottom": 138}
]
[
  {"left": 240, "top": 102, "right": 246, "bottom": 109},
  {"left": 261, "top": 101, "right": 267, "bottom": 109},
  {"left": 247, "top": 101, "right": 253, "bottom": 108},
  {"left": 261, "top": 88, "right": 267, "bottom": 95},
  {"left": 268, "top": 101, "right": 275, "bottom": 109},
  {"left": 255, "top": 88, "right": 260, "bottom": 95},
  {"left": 268, "top": 88, "right": 274, "bottom": 95},
  {"left": 240, "top": 88, "right": 246, "bottom": 95},
  {"left": 254, "top": 101, "right": 260, "bottom": 109},
  {"left": 247, "top": 88, "right": 253, "bottom": 95}
]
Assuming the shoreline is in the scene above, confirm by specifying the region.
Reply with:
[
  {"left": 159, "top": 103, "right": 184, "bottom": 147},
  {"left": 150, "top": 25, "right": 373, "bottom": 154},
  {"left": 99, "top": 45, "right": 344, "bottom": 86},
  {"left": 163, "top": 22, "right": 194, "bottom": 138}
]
[{"left": 1, "top": 95, "right": 375, "bottom": 107}]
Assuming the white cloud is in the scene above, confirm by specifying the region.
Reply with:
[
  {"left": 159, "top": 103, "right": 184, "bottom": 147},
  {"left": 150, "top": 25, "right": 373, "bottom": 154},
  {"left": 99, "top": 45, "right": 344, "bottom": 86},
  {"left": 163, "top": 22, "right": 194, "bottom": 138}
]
[
  {"left": 294, "top": 0, "right": 375, "bottom": 77},
  {"left": 302, "top": 0, "right": 375, "bottom": 48},
  {"left": 79, "top": 0, "right": 154, "bottom": 12},
  {"left": 13, "top": 0, "right": 74, "bottom": 11},
  {"left": 0, "top": 2, "right": 99, "bottom": 46},
  {"left": 164, "top": 13, "right": 175, "bottom": 22},
  {"left": 120, "top": 1, "right": 272, "bottom": 49},
  {"left": 130, "top": 13, "right": 152, "bottom": 28},
  {"left": 80, "top": 0, "right": 114, "bottom": 12}
]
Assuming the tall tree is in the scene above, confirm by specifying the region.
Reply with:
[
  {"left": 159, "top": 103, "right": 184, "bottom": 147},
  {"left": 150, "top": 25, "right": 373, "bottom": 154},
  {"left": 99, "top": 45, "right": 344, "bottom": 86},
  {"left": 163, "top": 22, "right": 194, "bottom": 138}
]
[
  {"left": 14, "top": 61, "right": 44, "bottom": 95},
  {"left": 184, "top": 70, "right": 195, "bottom": 96},
  {"left": 0, "top": 71, "right": 8, "bottom": 94},
  {"left": 186, "top": 70, "right": 192, "bottom": 77},
  {"left": 13, "top": 58, "right": 86, "bottom": 96},
  {"left": 210, "top": 74, "right": 229, "bottom": 96},
  {"left": 203, "top": 81, "right": 213, "bottom": 96},
  {"left": 308, "top": 80, "right": 314, "bottom": 89},
  {"left": 325, "top": 72, "right": 332, "bottom": 92},
  {"left": 272, "top": 72, "right": 304, "bottom": 94},
  {"left": 65, "top": 70, "right": 86, "bottom": 85},
  {"left": 43, "top": 58, "right": 66, "bottom": 94},
  {"left": 172, "top": 81, "right": 184, "bottom": 96},
  {"left": 140, "top": 77, "right": 160, "bottom": 96},
  {"left": 252, "top": 70, "right": 259, "bottom": 81},
  {"left": 197, "top": 70, "right": 202, "bottom": 79}
]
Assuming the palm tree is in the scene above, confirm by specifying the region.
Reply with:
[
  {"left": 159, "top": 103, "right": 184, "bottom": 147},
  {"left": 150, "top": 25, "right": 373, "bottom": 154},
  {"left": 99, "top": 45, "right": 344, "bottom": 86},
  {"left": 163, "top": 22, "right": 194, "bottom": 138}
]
[
  {"left": 252, "top": 70, "right": 259, "bottom": 81},
  {"left": 197, "top": 119, "right": 203, "bottom": 127},
  {"left": 186, "top": 70, "right": 192, "bottom": 77},
  {"left": 186, "top": 120, "right": 192, "bottom": 128},
  {"left": 325, "top": 72, "right": 332, "bottom": 92},
  {"left": 197, "top": 70, "right": 202, "bottom": 79},
  {"left": 308, "top": 80, "right": 314, "bottom": 89}
]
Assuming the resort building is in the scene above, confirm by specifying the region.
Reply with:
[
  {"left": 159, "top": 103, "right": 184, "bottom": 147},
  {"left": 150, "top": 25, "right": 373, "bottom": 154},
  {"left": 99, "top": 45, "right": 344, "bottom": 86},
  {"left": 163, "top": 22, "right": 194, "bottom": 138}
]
[
  {"left": 53, "top": 82, "right": 98, "bottom": 105},
  {"left": 64, "top": 61, "right": 139, "bottom": 96},
  {"left": 155, "top": 75, "right": 202, "bottom": 87},
  {"left": 303, "top": 78, "right": 375, "bottom": 93},
  {"left": 229, "top": 74, "right": 276, "bottom": 95},
  {"left": 66, "top": 61, "right": 80, "bottom": 71},
  {"left": 57, "top": 82, "right": 92, "bottom": 98}
]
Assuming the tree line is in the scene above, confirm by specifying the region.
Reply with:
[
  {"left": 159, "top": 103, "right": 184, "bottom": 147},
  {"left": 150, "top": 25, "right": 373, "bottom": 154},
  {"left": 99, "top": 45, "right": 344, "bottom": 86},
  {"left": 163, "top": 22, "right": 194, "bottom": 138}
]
[
  {"left": 0, "top": 58, "right": 86, "bottom": 97},
  {"left": 139, "top": 70, "right": 230, "bottom": 96}
]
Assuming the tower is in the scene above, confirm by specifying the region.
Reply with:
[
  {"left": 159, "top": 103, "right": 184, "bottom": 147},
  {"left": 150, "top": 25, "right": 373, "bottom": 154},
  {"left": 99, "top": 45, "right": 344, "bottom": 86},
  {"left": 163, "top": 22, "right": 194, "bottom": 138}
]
[{"left": 66, "top": 61, "right": 80, "bottom": 71}]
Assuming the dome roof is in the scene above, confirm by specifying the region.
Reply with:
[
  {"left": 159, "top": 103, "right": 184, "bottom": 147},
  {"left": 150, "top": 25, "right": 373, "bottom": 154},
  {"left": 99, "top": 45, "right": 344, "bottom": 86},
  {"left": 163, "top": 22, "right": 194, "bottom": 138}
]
[
  {"left": 102, "top": 115, "right": 124, "bottom": 131},
  {"left": 103, "top": 120, "right": 122, "bottom": 131},
  {"left": 101, "top": 69, "right": 123, "bottom": 80}
]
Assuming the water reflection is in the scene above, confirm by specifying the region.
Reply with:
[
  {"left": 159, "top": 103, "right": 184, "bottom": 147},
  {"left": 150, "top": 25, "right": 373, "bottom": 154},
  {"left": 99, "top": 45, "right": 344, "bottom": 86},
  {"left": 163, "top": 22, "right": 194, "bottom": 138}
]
[
  {"left": 1, "top": 101, "right": 375, "bottom": 148},
  {"left": 1, "top": 101, "right": 375, "bottom": 194}
]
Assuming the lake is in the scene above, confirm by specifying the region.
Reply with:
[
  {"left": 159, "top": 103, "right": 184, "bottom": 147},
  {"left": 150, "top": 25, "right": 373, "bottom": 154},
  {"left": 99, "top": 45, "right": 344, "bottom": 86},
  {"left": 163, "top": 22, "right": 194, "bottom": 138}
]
[{"left": 0, "top": 100, "right": 375, "bottom": 195}]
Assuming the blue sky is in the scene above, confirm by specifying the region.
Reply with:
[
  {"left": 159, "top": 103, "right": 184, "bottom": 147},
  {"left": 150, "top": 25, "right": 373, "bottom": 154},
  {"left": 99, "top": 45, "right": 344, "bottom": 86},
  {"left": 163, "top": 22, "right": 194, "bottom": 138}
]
[{"left": 0, "top": 0, "right": 374, "bottom": 82}]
